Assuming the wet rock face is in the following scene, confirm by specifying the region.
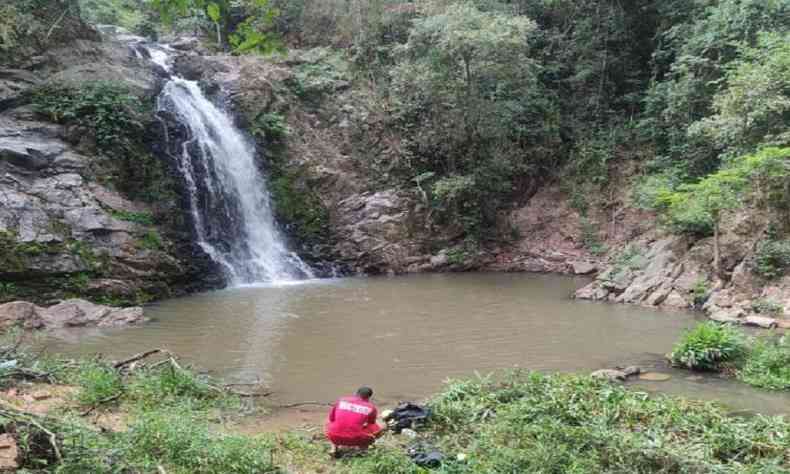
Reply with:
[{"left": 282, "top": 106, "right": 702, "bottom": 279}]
[
  {"left": 0, "top": 29, "right": 222, "bottom": 304},
  {"left": 0, "top": 299, "right": 146, "bottom": 331}
]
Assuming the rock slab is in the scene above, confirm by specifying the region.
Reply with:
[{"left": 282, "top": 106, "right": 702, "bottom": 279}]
[{"left": 0, "top": 299, "right": 145, "bottom": 330}]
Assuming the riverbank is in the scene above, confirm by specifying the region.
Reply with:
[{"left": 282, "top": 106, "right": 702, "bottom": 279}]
[{"left": 1, "top": 333, "right": 788, "bottom": 473}]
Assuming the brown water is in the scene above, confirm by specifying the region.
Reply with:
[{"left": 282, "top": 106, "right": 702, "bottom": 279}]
[{"left": 45, "top": 273, "right": 790, "bottom": 414}]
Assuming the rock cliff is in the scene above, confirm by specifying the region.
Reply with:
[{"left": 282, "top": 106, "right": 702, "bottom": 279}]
[{"left": 0, "top": 21, "right": 221, "bottom": 306}]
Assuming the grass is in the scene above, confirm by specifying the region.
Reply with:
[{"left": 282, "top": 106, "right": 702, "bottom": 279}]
[
  {"left": 739, "top": 335, "right": 790, "bottom": 390},
  {"left": 669, "top": 321, "right": 747, "bottom": 371}
]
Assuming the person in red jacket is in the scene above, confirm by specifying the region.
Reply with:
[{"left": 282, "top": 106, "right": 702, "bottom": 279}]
[{"left": 326, "top": 387, "right": 383, "bottom": 456}]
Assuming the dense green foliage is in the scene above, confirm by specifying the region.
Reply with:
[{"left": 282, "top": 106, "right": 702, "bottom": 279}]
[
  {"left": 739, "top": 335, "right": 790, "bottom": 391},
  {"left": 417, "top": 372, "right": 790, "bottom": 472},
  {"left": 671, "top": 323, "right": 790, "bottom": 392},
  {"left": 669, "top": 322, "right": 747, "bottom": 371}
]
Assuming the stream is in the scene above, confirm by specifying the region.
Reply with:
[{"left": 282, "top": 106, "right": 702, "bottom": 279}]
[{"left": 44, "top": 273, "right": 790, "bottom": 415}]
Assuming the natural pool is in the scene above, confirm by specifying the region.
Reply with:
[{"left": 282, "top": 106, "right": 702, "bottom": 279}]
[{"left": 45, "top": 273, "right": 790, "bottom": 414}]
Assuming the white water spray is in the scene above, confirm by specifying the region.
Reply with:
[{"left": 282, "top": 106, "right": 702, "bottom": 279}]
[{"left": 150, "top": 48, "right": 312, "bottom": 284}]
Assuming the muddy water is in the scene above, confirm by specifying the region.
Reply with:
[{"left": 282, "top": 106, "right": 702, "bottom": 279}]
[{"left": 45, "top": 273, "right": 790, "bottom": 414}]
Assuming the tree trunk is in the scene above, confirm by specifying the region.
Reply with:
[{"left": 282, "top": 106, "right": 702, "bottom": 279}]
[
  {"left": 713, "top": 218, "right": 720, "bottom": 276},
  {"left": 216, "top": 22, "right": 222, "bottom": 48}
]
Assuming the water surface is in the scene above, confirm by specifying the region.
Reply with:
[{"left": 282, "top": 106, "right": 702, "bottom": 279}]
[{"left": 45, "top": 273, "right": 790, "bottom": 414}]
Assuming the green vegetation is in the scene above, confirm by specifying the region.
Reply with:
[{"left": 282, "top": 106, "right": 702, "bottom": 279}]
[
  {"left": 250, "top": 112, "right": 290, "bottom": 141},
  {"left": 671, "top": 323, "right": 790, "bottom": 392},
  {"left": 32, "top": 81, "right": 144, "bottom": 152},
  {"left": 110, "top": 210, "right": 155, "bottom": 226},
  {"left": 739, "top": 335, "right": 790, "bottom": 391},
  {"left": 419, "top": 372, "right": 790, "bottom": 473},
  {"left": 137, "top": 230, "right": 165, "bottom": 251},
  {"left": 755, "top": 238, "right": 790, "bottom": 279},
  {"left": 751, "top": 298, "right": 785, "bottom": 316},
  {"left": 669, "top": 322, "right": 747, "bottom": 371},
  {"left": 0, "top": 337, "right": 276, "bottom": 473},
  {"left": 269, "top": 170, "right": 329, "bottom": 245},
  {"left": 691, "top": 279, "right": 710, "bottom": 308}
]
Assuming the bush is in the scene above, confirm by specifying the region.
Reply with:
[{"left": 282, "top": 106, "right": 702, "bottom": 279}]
[
  {"left": 755, "top": 239, "right": 790, "bottom": 279},
  {"left": 739, "top": 336, "right": 790, "bottom": 391},
  {"left": 669, "top": 322, "right": 747, "bottom": 371},
  {"left": 751, "top": 298, "right": 784, "bottom": 316},
  {"left": 76, "top": 361, "right": 124, "bottom": 406},
  {"left": 32, "top": 81, "right": 145, "bottom": 152},
  {"left": 422, "top": 371, "right": 790, "bottom": 472}
]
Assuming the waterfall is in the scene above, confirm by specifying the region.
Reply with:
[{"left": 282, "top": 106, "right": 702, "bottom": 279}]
[{"left": 150, "top": 48, "right": 312, "bottom": 285}]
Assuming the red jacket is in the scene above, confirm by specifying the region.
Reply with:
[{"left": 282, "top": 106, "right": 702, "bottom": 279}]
[{"left": 326, "top": 395, "right": 378, "bottom": 435}]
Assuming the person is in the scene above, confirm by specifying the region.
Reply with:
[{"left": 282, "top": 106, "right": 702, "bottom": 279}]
[{"left": 325, "top": 386, "right": 384, "bottom": 456}]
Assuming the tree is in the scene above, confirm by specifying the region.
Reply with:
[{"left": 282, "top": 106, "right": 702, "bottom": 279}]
[
  {"left": 390, "top": 2, "right": 559, "bottom": 234},
  {"left": 151, "top": 0, "right": 281, "bottom": 53},
  {"left": 690, "top": 32, "right": 790, "bottom": 157}
]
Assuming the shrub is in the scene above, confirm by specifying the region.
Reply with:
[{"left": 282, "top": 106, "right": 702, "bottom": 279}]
[
  {"left": 76, "top": 361, "right": 124, "bottom": 406},
  {"left": 251, "top": 112, "right": 290, "bottom": 141},
  {"left": 739, "top": 336, "right": 790, "bottom": 391},
  {"left": 751, "top": 298, "right": 784, "bottom": 316},
  {"left": 137, "top": 230, "right": 164, "bottom": 251},
  {"left": 32, "top": 81, "right": 145, "bottom": 152},
  {"left": 669, "top": 322, "right": 747, "bottom": 371},
  {"left": 691, "top": 278, "right": 709, "bottom": 307},
  {"left": 755, "top": 239, "right": 790, "bottom": 279}
]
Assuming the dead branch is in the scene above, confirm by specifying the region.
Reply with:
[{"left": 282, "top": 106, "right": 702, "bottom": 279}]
[
  {"left": 113, "top": 349, "right": 170, "bottom": 370},
  {"left": 80, "top": 393, "right": 123, "bottom": 417}
]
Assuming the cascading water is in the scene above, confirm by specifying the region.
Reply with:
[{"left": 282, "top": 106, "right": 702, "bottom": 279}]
[{"left": 149, "top": 47, "right": 312, "bottom": 284}]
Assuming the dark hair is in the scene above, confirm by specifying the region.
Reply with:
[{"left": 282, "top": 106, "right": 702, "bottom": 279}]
[{"left": 356, "top": 386, "right": 373, "bottom": 399}]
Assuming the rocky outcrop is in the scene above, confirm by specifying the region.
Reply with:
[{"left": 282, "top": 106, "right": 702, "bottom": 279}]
[
  {"left": 574, "top": 206, "right": 790, "bottom": 329},
  {"left": 0, "top": 299, "right": 145, "bottom": 330},
  {"left": 0, "top": 26, "right": 221, "bottom": 305}
]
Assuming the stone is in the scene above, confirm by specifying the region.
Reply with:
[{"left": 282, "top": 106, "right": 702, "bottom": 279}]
[
  {"left": 40, "top": 299, "right": 146, "bottom": 328},
  {"left": 0, "top": 434, "right": 19, "bottom": 471},
  {"left": 0, "top": 301, "right": 45, "bottom": 330},
  {"left": 430, "top": 251, "right": 449, "bottom": 268},
  {"left": 639, "top": 372, "right": 672, "bottom": 382},
  {"left": 30, "top": 390, "right": 52, "bottom": 401},
  {"left": 0, "top": 135, "right": 65, "bottom": 170},
  {"left": 776, "top": 320, "right": 790, "bottom": 330},
  {"left": 743, "top": 315, "right": 778, "bottom": 329},
  {"left": 571, "top": 261, "right": 597, "bottom": 275},
  {"left": 591, "top": 369, "right": 627, "bottom": 382},
  {"left": 622, "top": 366, "right": 641, "bottom": 377},
  {"left": 663, "top": 290, "right": 689, "bottom": 309},
  {"left": 709, "top": 308, "right": 743, "bottom": 324},
  {"left": 170, "top": 37, "right": 201, "bottom": 51}
]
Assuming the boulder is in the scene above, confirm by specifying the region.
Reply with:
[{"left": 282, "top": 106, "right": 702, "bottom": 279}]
[
  {"left": 0, "top": 301, "right": 45, "bottom": 330},
  {"left": 708, "top": 308, "right": 743, "bottom": 324},
  {"left": 571, "top": 261, "right": 597, "bottom": 275},
  {"left": 39, "top": 299, "right": 146, "bottom": 328},
  {"left": 743, "top": 315, "right": 778, "bottom": 329},
  {"left": 591, "top": 369, "right": 627, "bottom": 382}
]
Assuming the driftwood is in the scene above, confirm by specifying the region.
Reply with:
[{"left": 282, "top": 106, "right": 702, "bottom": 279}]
[{"left": 113, "top": 349, "right": 171, "bottom": 370}]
